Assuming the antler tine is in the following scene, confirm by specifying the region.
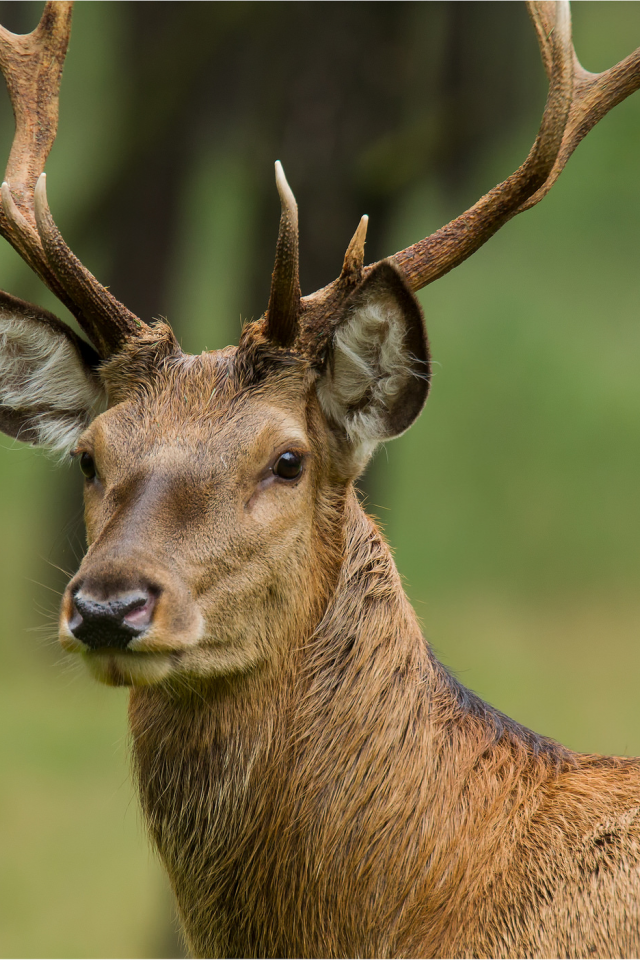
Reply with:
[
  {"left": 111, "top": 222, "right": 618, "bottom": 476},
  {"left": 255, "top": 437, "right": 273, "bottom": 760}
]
[
  {"left": 519, "top": 47, "right": 640, "bottom": 212},
  {"left": 0, "top": 3, "right": 75, "bottom": 299},
  {"left": 341, "top": 215, "right": 369, "bottom": 282},
  {"left": 0, "top": 2, "right": 149, "bottom": 359},
  {"left": 34, "top": 174, "right": 145, "bottom": 357},
  {"left": 0, "top": 2, "right": 71, "bottom": 215},
  {"left": 389, "top": 0, "right": 575, "bottom": 291},
  {"left": 266, "top": 161, "right": 301, "bottom": 348}
]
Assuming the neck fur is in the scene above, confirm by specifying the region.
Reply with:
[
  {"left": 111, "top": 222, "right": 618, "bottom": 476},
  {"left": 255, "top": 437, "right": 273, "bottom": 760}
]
[{"left": 129, "top": 490, "right": 568, "bottom": 958}]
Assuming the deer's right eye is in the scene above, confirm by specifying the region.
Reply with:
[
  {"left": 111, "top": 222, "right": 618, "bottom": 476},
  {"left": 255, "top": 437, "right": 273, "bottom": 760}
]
[
  {"left": 273, "top": 451, "right": 303, "bottom": 480},
  {"left": 79, "top": 452, "right": 96, "bottom": 480}
]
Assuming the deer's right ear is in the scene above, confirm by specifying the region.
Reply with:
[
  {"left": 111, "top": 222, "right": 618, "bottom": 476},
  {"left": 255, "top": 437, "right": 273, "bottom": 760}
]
[
  {"left": 0, "top": 292, "right": 106, "bottom": 455},
  {"left": 316, "top": 261, "right": 430, "bottom": 474}
]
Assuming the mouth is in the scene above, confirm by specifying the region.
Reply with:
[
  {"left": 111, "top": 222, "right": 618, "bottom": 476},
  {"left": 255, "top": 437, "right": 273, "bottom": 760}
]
[{"left": 82, "top": 648, "right": 180, "bottom": 687}]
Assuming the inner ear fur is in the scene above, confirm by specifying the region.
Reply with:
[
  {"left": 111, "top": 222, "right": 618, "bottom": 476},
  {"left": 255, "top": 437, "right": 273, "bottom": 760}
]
[
  {"left": 0, "top": 291, "right": 105, "bottom": 453},
  {"left": 317, "top": 260, "right": 430, "bottom": 466}
]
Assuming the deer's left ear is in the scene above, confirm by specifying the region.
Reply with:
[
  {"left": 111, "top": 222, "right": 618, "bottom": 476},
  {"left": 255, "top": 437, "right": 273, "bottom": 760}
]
[{"left": 316, "top": 260, "right": 430, "bottom": 472}]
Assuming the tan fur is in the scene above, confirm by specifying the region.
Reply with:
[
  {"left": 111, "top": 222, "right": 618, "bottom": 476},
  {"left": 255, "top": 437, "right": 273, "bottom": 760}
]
[{"left": 48, "top": 333, "right": 640, "bottom": 959}]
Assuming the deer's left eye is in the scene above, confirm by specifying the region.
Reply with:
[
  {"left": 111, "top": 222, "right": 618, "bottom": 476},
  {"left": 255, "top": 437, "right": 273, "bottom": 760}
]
[
  {"left": 273, "top": 451, "right": 303, "bottom": 480},
  {"left": 79, "top": 452, "right": 96, "bottom": 480}
]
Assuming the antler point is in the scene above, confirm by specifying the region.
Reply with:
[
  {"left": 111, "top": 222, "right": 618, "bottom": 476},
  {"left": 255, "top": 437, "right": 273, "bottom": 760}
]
[
  {"left": 341, "top": 214, "right": 369, "bottom": 280},
  {"left": 34, "top": 172, "right": 48, "bottom": 221},
  {"left": 267, "top": 160, "right": 300, "bottom": 346}
]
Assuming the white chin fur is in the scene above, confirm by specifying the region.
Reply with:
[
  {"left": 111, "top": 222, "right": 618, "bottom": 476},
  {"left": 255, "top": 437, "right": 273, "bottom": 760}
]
[{"left": 82, "top": 650, "right": 175, "bottom": 687}]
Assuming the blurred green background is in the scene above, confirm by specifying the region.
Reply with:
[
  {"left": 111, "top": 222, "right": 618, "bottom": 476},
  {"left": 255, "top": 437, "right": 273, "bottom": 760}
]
[{"left": 0, "top": 1, "right": 640, "bottom": 956}]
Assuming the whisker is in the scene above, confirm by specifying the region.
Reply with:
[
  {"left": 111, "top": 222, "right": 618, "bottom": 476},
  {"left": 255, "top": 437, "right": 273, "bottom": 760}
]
[
  {"left": 27, "top": 577, "right": 63, "bottom": 597},
  {"left": 39, "top": 557, "right": 75, "bottom": 580}
]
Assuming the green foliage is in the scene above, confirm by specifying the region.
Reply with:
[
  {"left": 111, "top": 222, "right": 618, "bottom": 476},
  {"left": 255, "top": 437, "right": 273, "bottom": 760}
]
[{"left": 381, "top": 4, "right": 640, "bottom": 757}]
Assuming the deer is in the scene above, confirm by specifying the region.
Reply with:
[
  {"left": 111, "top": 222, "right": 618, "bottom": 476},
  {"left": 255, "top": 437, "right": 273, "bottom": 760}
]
[{"left": 1, "top": 1, "right": 640, "bottom": 957}]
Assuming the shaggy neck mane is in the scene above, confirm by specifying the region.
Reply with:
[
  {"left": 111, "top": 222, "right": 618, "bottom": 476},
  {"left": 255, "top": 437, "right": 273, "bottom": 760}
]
[{"left": 129, "top": 492, "right": 574, "bottom": 958}]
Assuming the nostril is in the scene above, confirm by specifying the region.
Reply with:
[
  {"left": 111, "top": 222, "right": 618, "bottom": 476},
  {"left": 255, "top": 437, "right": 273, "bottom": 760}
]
[
  {"left": 122, "top": 593, "right": 156, "bottom": 630},
  {"left": 68, "top": 601, "right": 84, "bottom": 636}
]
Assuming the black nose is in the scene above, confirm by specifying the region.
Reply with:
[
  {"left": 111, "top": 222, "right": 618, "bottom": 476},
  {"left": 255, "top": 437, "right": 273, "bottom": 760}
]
[{"left": 69, "top": 590, "right": 154, "bottom": 650}]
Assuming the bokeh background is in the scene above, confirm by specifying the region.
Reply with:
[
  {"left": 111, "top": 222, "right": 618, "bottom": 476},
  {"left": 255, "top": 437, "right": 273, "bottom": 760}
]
[{"left": 0, "top": 1, "right": 640, "bottom": 956}]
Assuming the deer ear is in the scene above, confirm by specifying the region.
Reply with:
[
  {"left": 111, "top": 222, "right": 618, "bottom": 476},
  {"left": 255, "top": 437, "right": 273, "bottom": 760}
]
[
  {"left": 0, "top": 292, "right": 106, "bottom": 455},
  {"left": 317, "top": 260, "right": 430, "bottom": 471}
]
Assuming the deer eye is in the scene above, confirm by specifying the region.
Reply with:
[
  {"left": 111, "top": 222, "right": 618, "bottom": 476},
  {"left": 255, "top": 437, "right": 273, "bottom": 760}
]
[
  {"left": 79, "top": 452, "right": 96, "bottom": 480},
  {"left": 273, "top": 451, "right": 303, "bottom": 480}
]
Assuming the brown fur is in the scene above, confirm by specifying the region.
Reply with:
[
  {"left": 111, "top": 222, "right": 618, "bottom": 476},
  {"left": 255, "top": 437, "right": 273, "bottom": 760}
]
[
  {"left": 128, "top": 477, "right": 640, "bottom": 958},
  {"left": 51, "top": 330, "right": 640, "bottom": 958}
]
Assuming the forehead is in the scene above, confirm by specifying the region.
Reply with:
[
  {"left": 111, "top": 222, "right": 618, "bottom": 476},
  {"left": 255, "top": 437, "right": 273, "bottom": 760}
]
[{"left": 91, "top": 347, "right": 313, "bottom": 455}]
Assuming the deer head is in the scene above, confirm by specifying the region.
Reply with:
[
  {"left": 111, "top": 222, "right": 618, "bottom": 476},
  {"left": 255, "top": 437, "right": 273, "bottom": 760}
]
[{"left": 0, "top": 2, "right": 638, "bottom": 689}]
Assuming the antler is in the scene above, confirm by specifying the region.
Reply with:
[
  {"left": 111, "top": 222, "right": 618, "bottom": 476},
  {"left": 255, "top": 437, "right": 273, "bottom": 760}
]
[
  {"left": 290, "top": 0, "right": 640, "bottom": 355},
  {"left": 266, "top": 161, "right": 301, "bottom": 347},
  {"left": 519, "top": 27, "right": 640, "bottom": 211},
  {"left": 388, "top": 1, "right": 640, "bottom": 289},
  {"left": 0, "top": 1, "right": 148, "bottom": 359},
  {"left": 391, "top": 0, "right": 640, "bottom": 289},
  {"left": 389, "top": 1, "right": 577, "bottom": 289}
]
